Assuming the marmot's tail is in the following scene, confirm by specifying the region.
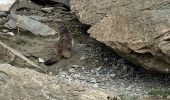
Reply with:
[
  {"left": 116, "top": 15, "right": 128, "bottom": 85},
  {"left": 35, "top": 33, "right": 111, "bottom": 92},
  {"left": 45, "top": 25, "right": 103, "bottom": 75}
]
[{"left": 45, "top": 55, "right": 61, "bottom": 66}]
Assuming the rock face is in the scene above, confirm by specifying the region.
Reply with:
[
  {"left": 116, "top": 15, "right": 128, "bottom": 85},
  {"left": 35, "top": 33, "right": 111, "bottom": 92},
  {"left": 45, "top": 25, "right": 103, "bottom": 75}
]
[
  {"left": 70, "top": 0, "right": 170, "bottom": 73},
  {"left": 0, "top": 64, "right": 111, "bottom": 100}
]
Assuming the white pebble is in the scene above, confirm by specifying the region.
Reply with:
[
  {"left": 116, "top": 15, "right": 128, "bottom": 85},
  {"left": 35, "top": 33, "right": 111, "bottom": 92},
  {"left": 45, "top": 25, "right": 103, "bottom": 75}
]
[
  {"left": 38, "top": 58, "right": 45, "bottom": 63},
  {"left": 7, "top": 32, "right": 15, "bottom": 36}
]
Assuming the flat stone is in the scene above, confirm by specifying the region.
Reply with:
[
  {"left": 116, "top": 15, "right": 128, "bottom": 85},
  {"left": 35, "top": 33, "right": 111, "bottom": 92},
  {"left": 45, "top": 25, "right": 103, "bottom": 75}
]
[
  {"left": 2, "top": 29, "right": 9, "bottom": 33},
  {"left": 42, "top": 7, "right": 55, "bottom": 13},
  {"left": 38, "top": 58, "right": 45, "bottom": 63},
  {"left": 80, "top": 56, "right": 89, "bottom": 61},
  {"left": 6, "top": 32, "right": 15, "bottom": 36},
  {"left": 5, "top": 15, "right": 57, "bottom": 36},
  {"left": 0, "top": 0, "right": 18, "bottom": 12},
  {"left": 70, "top": 65, "right": 81, "bottom": 68},
  {"left": 69, "top": 68, "right": 76, "bottom": 73}
]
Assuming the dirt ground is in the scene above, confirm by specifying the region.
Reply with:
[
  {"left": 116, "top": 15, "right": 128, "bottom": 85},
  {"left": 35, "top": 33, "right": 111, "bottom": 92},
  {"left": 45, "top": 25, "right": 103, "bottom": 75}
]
[{"left": 0, "top": 0, "right": 170, "bottom": 99}]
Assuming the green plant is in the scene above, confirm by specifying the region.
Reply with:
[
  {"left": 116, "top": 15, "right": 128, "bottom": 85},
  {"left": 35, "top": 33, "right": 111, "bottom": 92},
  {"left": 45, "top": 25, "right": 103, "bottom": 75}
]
[{"left": 148, "top": 89, "right": 170, "bottom": 98}]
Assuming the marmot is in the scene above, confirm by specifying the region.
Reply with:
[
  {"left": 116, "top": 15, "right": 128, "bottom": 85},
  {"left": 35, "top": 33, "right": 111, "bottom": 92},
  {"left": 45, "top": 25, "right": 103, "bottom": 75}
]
[{"left": 45, "top": 28, "right": 73, "bottom": 66}]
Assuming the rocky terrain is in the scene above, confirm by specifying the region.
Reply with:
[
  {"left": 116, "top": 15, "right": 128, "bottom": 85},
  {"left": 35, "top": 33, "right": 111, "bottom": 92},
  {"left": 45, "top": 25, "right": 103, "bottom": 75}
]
[{"left": 0, "top": 0, "right": 170, "bottom": 100}]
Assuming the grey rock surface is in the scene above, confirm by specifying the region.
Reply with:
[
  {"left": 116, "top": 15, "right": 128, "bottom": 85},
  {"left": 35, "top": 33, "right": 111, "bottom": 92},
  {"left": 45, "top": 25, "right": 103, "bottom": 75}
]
[
  {"left": 0, "top": 64, "right": 112, "bottom": 100},
  {"left": 4, "top": 14, "right": 57, "bottom": 36},
  {"left": 70, "top": 0, "right": 170, "bottom": 73}
]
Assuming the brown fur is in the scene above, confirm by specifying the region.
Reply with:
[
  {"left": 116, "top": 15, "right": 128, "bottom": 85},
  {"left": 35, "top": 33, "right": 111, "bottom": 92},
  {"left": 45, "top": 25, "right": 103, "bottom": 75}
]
[{"left": 45, "top": 29, "right": 73, "bottom": 66}]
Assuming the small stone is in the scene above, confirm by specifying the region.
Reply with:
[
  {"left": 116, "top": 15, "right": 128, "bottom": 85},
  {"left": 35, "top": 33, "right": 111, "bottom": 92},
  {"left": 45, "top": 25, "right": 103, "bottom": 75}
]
[
  {"left": 70, "top": 65, "right": 80, "bottom": 68},
  {"left": 122, "top": 65, "right": 128, "bottom": 70},
  {"left": 42, "top": 7, "right": 55, "bottom": 13},
  {"left": 38, "top": 58, "right": 45, "bottom": 63},
  {"left": 81, "top": 67, "right": 85, "bottom": 70},
  {"left": 110, "top": 74, "right": 116, "bottom": 78},
  {"left": 95, "top": 60, "right": 99, "bottom": 63},
  {"left": 2, "top": 29, "right": 9, "bottom": 33},
  {"left": 96, "top": 66, "right": 102, "bottom": 71},
  {"left": 49, "top": 72, "right": 52, "bottom": 75},
  {"left": 93, "top": 83, "right": 98, "bottom": 88},
  {"left": 165, "top": 68, "right": 169, "bottom": 72},
  {"left": 6, "top": 32, "right": 15, "bottom": 36},
  {"left": 73, "top": 74, "right": 80, "bottom": 78},
  {"left": 69, "top": 68, "right": 76, "bottom": 73},
  {"left": 103, "top": 58, "right": 108, "bottom": 61},
  {"left": 80, "top": 55, "right": 88, "bottom": 60},
  {"left": 79, "top": 76, "right": 87, "bottom": 80},
  {"left": 90, "top": 78, "right": 96, "bottom": 83},
  {"left": 58, "top": 71, "right": 67, "bottom": 78},
  {"left": 91, "top": 69, "right": 95, "bottom": 73}
]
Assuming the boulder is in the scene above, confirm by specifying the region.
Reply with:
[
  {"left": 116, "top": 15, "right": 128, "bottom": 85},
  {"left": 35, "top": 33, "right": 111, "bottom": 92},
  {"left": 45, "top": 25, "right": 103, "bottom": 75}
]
[
  {"left": 70, "top": 0, "right": 170, "bottom": 73},
  {"left": 0, "top": 64, "right": 113, "bottom": 100}
]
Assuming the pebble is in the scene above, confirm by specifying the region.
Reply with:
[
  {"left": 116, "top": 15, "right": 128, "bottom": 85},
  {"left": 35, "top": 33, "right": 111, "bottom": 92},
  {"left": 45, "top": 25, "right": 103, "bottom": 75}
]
[
  {"left": 69, "top": 68, "right": 76, "bottom": 73},
  {"left": 93, "top": 83, "right": 98, "bottom": 88},
  {"left": 122, "top": 65, "right": 128, "bottom": 71},
  {"left": 103, "top": 58, "right": 108, "bottom": 61},
  {"left": 79, "top": 76, "right": 87, "bottom": 80},
  {"left": 73, "top": 74, "right": 80, "bottom": 78},
  {"left": 6, "top": 32, "right": 15, "bottom": 36},
  {"left": 38, "top": 58, "right": 45, "bottom": 63},
  {"left": 49, "top": 72, "right": 53, "bottom": 75},
  {"left": 96, "top": 66, "right": 102, "bottom": 71},
  {"left": 90, "top": 78, "right": 96, "bottom": 83},
  {"left": 80, "top": 55, "right": 88, "bottom": 60},
  {"left": 2, "top": 29, "right": 9, "bottom": 33},
  {"left": 58, "top": 72, "right": 67, "bottom": 78},
  {"left": 81, "top": 67, "right": 85, "bottom": 70},
  {"left": 42, "top": 7, "right": 55, "bottom": 13},
  {"left": 70, "top": 65, "right": 80, "bottom": 68},
  {"left": 110, "top": 74, "right": 116, "bottom": 78}
]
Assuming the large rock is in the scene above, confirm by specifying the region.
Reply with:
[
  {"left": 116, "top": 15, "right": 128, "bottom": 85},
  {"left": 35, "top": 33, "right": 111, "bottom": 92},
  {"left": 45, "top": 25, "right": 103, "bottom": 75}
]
[
  {"left": 0, "top": 64, "right": 113, "bottom": 100},
  {"left": 70, "top": 0, "right": 170, "bottom": 73}
]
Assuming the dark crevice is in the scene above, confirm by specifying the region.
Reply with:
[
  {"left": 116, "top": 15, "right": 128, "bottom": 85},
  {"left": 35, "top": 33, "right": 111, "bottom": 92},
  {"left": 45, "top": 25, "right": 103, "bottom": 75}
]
[
  {"left": 30, "top": 0, "right": 56, "bottom": 6},
  {"left": 164, "top": 38, "right": 170, "bottom": 42}
]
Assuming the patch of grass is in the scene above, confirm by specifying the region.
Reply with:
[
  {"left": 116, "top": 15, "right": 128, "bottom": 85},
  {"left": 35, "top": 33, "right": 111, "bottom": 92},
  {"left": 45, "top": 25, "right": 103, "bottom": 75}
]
[{"left": 148, "top": 89, "right": 170, "bottom": 98}]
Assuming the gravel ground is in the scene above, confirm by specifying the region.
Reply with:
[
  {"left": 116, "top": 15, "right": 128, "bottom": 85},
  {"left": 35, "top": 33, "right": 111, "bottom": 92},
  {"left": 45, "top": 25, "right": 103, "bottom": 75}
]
[{"left": 0, "top": 0, "right": 169, "bottom": 98}]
